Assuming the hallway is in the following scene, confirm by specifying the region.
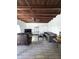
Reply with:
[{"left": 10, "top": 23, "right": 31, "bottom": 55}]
[{"left": 17, "top": 37, "right": 61, "bottom": 59}]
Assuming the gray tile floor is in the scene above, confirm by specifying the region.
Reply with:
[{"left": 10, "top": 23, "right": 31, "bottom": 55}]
[{"left": 17, "top": 35, "right": 61, "bottom": 59}]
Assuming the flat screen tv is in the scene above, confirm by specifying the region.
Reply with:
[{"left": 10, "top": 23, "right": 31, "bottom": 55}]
[{"left": 24, "top": 29, "right": 32, "bottom": 33}]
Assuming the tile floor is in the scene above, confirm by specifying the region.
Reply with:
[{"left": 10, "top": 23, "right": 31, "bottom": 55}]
[{"left": 17, "top": 35, "right": 61, "bottom": 59}]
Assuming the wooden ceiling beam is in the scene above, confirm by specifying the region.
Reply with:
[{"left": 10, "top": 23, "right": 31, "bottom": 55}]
[
  {"left": 17, "top": 14, "right": 57, "bottom": 16},
  {"left": 24, "top": 0, "right": 36, "bottom": 18},
  {"left": 17, "top": 5, "right": 61, "bottom": 8},
  {"left": 24, "top": 0, "right": 30, "bottom": 7},
  {"left": 18, "top": 18, "right": 52, "bottom": 23},
  {"left": 18, "top": 16, "right": 53, "bottom": 18},
  {"left": 17, "top": 7, "right": 61, "bottom": 11},
  {"left": 17, "top": 17, "right": 52, "bottom": 23}
]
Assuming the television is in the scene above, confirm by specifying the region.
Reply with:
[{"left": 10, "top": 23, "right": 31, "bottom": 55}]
[{"left": 24, "top": 29, "right": 32, "bottom": 34}]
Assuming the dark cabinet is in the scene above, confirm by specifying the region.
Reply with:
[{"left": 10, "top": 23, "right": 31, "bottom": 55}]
[{"left": 17, "top": 33, "right": 32, "bottom": 45}]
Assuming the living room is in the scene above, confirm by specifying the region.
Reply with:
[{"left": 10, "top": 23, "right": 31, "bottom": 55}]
[
  {"left": 1, "top": 0, "right": 79, "bottom": 59},
  {"left": 17, "top": 14, "right": 61, "bottom": 41},
  {"left": 17, "top": 0, "right": 61, "bottom": 59},
  {"left": 17, "top": 14, "right": 61, "bottom": 59}
]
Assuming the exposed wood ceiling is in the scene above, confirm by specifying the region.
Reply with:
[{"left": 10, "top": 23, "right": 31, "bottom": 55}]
[{"left": 17, "top": 0, "right": 61, "bottom": 23}]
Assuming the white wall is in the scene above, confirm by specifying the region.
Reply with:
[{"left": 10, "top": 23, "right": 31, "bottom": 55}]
[
  {"left": 48, "top": 14, "right": 61, "bottom": 35},
  {"left": 17, "top": 25, "right": 21, "bottom": 33},
  {"left": 17, "top": 20, "right": 27, "bottom": 33},
  {"left": 25, "top": 23, "right": 48, "bottom": 34},
  {"left": 17, "top": 20, "right": 48, "bottom": 34}
]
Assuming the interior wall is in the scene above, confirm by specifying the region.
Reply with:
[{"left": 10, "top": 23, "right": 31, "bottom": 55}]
[
  {"left": 17, "top": 25, "right": 21, "bottom": 33},
  {"left": 17, "top": 20, "right": 48, "bottom": 34},
  {"left": 25, "top": 23, "right": 48, "bottom": 34},
  {"left": 48, "top": 14, "right": 61, "bottom": 35},
  {"left": 17, "top": 20, "right": 27, "bottom": 33}
]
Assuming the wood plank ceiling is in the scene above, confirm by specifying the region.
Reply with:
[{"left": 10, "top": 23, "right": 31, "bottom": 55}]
[{"left": 17, "top": 0, "right": 61, "bottom": 23}]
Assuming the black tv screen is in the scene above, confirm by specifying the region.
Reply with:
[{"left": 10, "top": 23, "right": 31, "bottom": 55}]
[{"left": 24, "top": 29, "right": 31, "bottom": 33}]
